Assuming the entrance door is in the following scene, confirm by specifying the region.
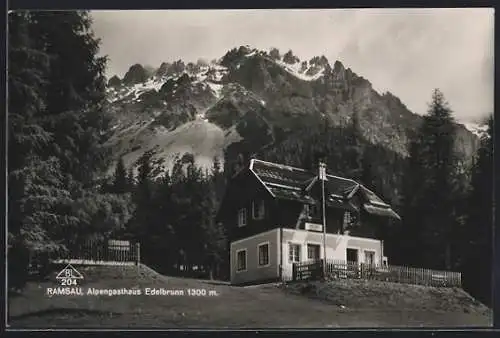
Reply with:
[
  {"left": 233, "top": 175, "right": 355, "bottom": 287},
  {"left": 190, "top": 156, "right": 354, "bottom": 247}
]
[
  {"left": 346, "top": 248, "right": 359, "bottom": 277},
  {"left": 307, "top": 244, "right": 321, "bottom": 262},
  {"left": 364, "top": 251, "right": 375, "bottom": 266}
]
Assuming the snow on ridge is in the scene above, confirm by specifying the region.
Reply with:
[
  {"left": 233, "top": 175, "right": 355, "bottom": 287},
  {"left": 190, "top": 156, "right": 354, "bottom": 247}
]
[
  {"left": 193, "top": 72, "right": 208, "bottom": 84},
  {"left": 207, "top": 82, "right": 223, "bottom": 99},
  {"left": 246, "top": 50, "right": 257, "bottom": 57},
  {"left": 211, "top": 64, "right": 227, "bottom": 71},
  {"left": 462, "top": 121, "right": 488, "bottom": 138},
  {"left": 108, "top": 77, "right": 168, "bottom": 103},
  {"left": 275, "top": 59, "right": 325, "bottom": 81},
  {"left": 213, "top": 70, "right": 225, "bottom": 82}
]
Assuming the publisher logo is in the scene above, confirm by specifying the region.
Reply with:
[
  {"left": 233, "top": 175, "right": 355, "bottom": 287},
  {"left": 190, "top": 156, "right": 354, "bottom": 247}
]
[{"left": 55, "top": 263, "right": 84, "bottom": 286}]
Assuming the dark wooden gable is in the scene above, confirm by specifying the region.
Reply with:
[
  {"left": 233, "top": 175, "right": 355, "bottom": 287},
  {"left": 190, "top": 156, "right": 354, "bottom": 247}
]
[
  {"left": 357, "top": 186, "right": 401, "bottom": 220},
  {"left": 216, "top": 166, "right": 272, "bottom": 223},
  {"left": 216, "top": 159, "right": 401, "bottom": 241}
]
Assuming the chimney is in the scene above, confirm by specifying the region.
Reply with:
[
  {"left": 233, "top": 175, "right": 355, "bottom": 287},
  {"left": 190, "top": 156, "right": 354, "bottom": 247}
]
[{"left": 318, "top": 160, "right": 327, "bottom": 181}]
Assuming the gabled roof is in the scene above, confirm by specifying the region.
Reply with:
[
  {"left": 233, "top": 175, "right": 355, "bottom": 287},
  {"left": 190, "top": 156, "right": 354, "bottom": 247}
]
[
  {"left": 251, "top": 159, "right": 314, "bottom": 190},
  {"left": 251, "top": 159, "right": 359, "bottom": 199},
  {"left": 251, "top": 159, "right": 360, "bottom": 195},
  {"left": 216, "top": 159, "right": 401, "bottom": 222},
  {"left": 249, "top": 159, "right": 400, "bottom": 220}
]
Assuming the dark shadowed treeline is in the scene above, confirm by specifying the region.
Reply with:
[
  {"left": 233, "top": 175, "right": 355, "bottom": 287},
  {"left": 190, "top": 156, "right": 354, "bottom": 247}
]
[
  {"left": 101, "top": 152, "right": 228, "bottom": 280},
  {"left": 8, "top": 11, "right": 133, "bottom": 290}
]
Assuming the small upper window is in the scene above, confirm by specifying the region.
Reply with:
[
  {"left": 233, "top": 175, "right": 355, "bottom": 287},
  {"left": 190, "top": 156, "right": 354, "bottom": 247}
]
[
  {"left": 306, "top": 204, "right": 319, "bottom": 218},
  {"left": 238, "top": 208, "right": 247, "bottom": 227},
  {"left": 343, "top": 211, "right": 352, "bottom": 228},
  {"left": 252, "top": 200, "right": 265, "bottom": 220}
]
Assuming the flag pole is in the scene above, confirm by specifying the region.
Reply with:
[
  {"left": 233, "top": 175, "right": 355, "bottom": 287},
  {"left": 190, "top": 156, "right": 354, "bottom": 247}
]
[{"left": 320, "top": 161, "right": 327, "bottom": 278}]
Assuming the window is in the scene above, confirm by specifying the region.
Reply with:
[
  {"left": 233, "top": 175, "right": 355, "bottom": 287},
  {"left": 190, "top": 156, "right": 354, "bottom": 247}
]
[
  {"left": 289, "top": 243, "right": 301, "bottom": 263},
  {"left": 236, "top": 249, "right": 247, "bottom": 272},
  {"left": 258, "top": 243, "right": 270, "bottom": 266},
  {"left": 238, "top": 208, "right": 247, "bottom": 227},
  {"left": 346, "top": 248, "right": 359, "bottom": 263},
  {"left": 364, "top": 251, "right": 375, "bottom": 266},
  {"left": 252, "top": 200, "right": 265, "bottom": 220},
  {"left": 344, "top": 211, "right": 360, "bottom": 229},
  {"left": 343, "top": 211, "right": 352, "bottom": 228},
  {"left": 307, "top": 244, "right": 321, "bottom": 261},
  {"left": 306, "top": 204, "right": 319, "bottom": 218}
]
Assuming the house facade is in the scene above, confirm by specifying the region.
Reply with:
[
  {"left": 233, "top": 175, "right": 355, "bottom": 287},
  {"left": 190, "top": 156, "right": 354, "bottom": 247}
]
[{"left": 216, "top": 159, "right": 401, "bottom": 285}]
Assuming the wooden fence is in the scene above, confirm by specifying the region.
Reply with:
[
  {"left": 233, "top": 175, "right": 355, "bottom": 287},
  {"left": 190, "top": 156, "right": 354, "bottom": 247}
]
[
  {"left": 28, "top": 238, "right": 141, "bottom": 274},
  {"left": 52, "top": 239, "right": 140, "bottom": 264},
  {"left": 292, "top": 259, "right": 462, "bottom": 288},
  {"left": 292, "top": 260, "right": 323, "bottom": 281}
]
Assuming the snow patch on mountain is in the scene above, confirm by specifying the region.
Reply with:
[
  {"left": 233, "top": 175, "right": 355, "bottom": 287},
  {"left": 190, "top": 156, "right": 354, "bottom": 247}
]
[
  {"left": 207, "top": 83, "right": 224, "bottom": 99},
  {"left": 462, "top": 121, "right": 489, "bottom": 138},
  {"left": 108, "top": 79, "right": 163, "bottom": 103},
  {"left": 275, "top": 59, "right": 325, "bottom": 81}
]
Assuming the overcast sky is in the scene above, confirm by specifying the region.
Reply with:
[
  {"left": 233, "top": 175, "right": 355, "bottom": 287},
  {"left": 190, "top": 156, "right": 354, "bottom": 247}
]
[{"left": 91, "top": 9, "right": 494, "bottom": 122}]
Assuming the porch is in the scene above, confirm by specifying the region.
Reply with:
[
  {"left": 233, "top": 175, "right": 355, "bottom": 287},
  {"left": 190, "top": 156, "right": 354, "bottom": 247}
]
[{"left": 280, "top": 228, "right": 385, "bottom": 281}]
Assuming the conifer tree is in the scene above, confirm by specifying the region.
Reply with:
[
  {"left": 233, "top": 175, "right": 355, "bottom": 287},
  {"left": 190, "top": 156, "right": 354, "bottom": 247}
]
[
  {"left": 402, "top": 89, "right": 461, "bottom": 269},
  {"left": 131, "top": 150, "right": 156, "bottom": 241},
  {"left": 462, "top": 115, "right": 493, "bottom": 306},
  {"left": 211, "top": 156, "right": 226, "bottom": 203},
  {"left": 111, "top": 157, "right": 128, "bottom": 194},
  {"left": 8, "top": 11, "right": 112, "bottom": 286},
  {"left": 30, "top": 11, "right": 111, "bottom": 189},
  {"left": 126, "top": 166, "right": 135, "bottom": 191},
  {"left": 347, "top": 111, "right": 364, "bottom": 180},
  {"left": 203, "top": 158, "right": 229, "bottom": 278}
]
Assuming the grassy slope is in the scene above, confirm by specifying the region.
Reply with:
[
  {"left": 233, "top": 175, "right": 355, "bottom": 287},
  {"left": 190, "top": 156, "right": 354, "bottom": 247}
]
[{"left": 8, "top": 265, "right": 492, "bottom": 329}]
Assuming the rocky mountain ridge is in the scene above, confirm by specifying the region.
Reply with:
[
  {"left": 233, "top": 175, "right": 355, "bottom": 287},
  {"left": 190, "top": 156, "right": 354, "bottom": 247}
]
[{"left": 104, "top": 45, "right": 480, "bottom": 174}]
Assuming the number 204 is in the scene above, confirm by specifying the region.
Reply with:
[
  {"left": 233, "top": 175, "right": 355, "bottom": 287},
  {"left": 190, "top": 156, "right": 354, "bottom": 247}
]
[{"left": 60, "top": 278, "right": 77, "bottom": 286}]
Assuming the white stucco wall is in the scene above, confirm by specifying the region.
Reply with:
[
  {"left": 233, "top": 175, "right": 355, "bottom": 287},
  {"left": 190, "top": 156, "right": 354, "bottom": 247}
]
[
  {"left": 230, "top": 229, "right": 280, "bottom": 285},
  {"left": 230, "top": 228, "right": 383, "bottom": 284}
]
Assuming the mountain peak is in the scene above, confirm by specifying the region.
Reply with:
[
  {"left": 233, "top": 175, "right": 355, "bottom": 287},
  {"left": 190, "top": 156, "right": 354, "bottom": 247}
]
[
  {"left": 333, "top": 60, "right": 345, "bottom": 72},
  {"left": 108, "top": 75, "right": 122, "bottom": 88},
  {"left": 123, "top": 63, "right": 149, "bottom": 85}
]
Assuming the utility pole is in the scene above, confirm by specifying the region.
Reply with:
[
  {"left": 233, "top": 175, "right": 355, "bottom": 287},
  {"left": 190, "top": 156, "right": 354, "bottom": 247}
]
[{"left": 319, "top": 160, "right": 327, "bottom": 277}]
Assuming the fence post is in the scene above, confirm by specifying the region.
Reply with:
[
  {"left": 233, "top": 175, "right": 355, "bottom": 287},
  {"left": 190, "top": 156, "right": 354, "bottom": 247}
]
[
  {"left": 135, "top": 242, "right": 141, "bottom": 266},
  {"left": 104, "top": 238, "right": 109, "bottom": 261},
  {"left": 292, "top": 263, "right": 297, "bottom": 281}
]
